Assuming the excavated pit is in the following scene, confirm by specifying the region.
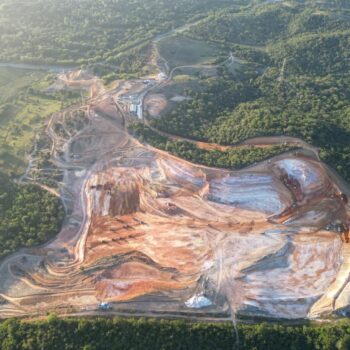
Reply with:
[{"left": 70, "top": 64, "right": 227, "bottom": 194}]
[{"left": 1, "top": 72, "right": 350, "bottom": 321}]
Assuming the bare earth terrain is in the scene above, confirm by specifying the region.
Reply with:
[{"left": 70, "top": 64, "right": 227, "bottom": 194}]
[{"left": 1, "top": 53, "right": 350, "bottom": 321}]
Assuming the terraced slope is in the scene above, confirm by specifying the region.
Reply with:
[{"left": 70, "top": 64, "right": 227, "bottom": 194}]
[{"left": 1, "top": 71, "right": 350, "bottom": 321}]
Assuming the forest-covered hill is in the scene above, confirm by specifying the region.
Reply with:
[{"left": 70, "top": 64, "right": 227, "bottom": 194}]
[
  {"left": 0, "top": 0, "right": 234, "bottom": 65},
  {"left": 151, "top": 0, "right": 350, "bottom": 181}
]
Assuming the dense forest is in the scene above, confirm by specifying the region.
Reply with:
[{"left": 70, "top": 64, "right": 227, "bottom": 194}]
[
  {"left": 189, "top": 4, "right": 350, "bottom": 47},
  {"left": 153, "top": 66, "right": 258, "bottom": 140},
  {"left": 0, "top": 0, "right": 235, "bottom": 66},
  {"left": 0, "top": 173, "right": 64, "bottom": 259},
  {"left": 0, "top": 316, "right": 350, "bottom": 350}
]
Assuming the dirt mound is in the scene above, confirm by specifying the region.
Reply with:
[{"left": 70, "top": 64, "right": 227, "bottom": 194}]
[
  {"left": 144, "top": 93, "right": 169, "bottom": 117},
  {"left": 66, "top": 69, "right": 94, "bottom": 81},
  {"left": 47, "top": 69, "right": 104, "bottom": 97},
  {"left": 89, "top": 169, "right": 140, "bottom": 216},
  {"left": 90, "top": 97, "right": 124, "bottom": 125}
]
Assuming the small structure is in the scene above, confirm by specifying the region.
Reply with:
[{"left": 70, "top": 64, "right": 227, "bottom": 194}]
[
  {"left": 137, "top": 105, "right": 142, "bottom": 120},
  {"left": 158, "top": 72, "right": 167, "bottom": 81},
  {"left": 99, "top": 302, "right": 112, "bottom": 311},
  {"left": 185, "top": 294, "right": 212, "bottom": 309},
  {"left": 340, "top": 193, "right": 348, "bottom": 204},
  {"left": 130, "top": 103, "right": 142, "bottom": 119},
  {"left": 130, "top": 104, "right": 137, "bottom": 114}
]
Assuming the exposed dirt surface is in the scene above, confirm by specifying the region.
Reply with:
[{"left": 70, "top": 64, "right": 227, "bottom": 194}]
[
  {"left": 47, "top": 69, "right": 105, "bottom": 98},
  {"left": 144, "top": 93, "right": 169, "bottom": 118},
  {"left": 1, "top": 59, "right": 350, "bottom": 322}
]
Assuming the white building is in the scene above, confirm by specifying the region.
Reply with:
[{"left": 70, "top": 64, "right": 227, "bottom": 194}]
[
  {"left": 158, "top": 72, "right": 167, "bottom": 81},
  {"left": 130, "top": 104, "right": 137, "bottom": 114},
  {"left": 136, "top": 105, "right": 142, "bottom": 119}
]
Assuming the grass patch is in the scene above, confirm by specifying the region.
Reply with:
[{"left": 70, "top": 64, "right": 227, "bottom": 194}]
[
  {"left": 157, "top": 35, "right": 221, "bottom": 69},
  {"left": 0, "top": 67, "right": 46, "bottom": 103},
  {"left": 157, "top": 77, "right": 203, "bottom": 100},
  {"left": 0, "top": 67, "right": 80, "bottom": 176}
]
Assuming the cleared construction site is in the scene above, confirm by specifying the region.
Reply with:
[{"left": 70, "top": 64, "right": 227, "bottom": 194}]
[{"left": 1, "top": 54, "right": 350, "bottom": 322}]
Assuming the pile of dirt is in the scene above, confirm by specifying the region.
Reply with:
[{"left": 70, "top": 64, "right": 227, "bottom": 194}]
[{"left": 144, "top": 94, "right": 169, "bottom": 117}]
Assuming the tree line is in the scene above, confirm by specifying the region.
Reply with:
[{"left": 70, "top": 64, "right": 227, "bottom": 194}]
[
  {"left": 0, "top": 316, "right": 349, "bottom": 350},
  {"left": 129, "top": 122, "right": 295, "bottom": 170}
]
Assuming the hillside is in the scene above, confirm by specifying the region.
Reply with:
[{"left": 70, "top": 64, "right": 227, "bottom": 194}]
[
  {"left": 0, "top": 0, "right": 235, "bottom": 66},
  {"left": 151, "top": 1, "right": 350, "bottom": 181}
]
